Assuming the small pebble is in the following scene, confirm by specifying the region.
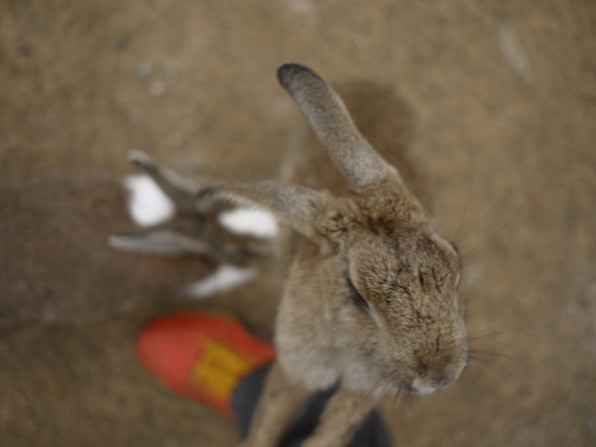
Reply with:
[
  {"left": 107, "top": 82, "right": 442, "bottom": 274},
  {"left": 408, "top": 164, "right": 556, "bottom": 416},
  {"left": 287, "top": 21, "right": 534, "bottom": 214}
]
[
  {"left": 149, "top": 80, "right": 166, "bottom": 97},
  {"left": 136, "top": 61, "right": 152, "bottom": 77}
]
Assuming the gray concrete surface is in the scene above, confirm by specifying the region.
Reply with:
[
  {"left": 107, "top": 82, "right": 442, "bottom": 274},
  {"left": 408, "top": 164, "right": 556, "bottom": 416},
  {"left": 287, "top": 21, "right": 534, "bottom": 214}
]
[{"left": 1, "top": 0, "right": 595, "bottom": 446}]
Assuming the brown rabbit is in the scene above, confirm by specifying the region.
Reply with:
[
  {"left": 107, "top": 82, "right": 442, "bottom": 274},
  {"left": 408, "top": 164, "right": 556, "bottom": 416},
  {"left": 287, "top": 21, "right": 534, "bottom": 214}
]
[{"left": 114, "top": 64, "right": 469, "bottom": 446}]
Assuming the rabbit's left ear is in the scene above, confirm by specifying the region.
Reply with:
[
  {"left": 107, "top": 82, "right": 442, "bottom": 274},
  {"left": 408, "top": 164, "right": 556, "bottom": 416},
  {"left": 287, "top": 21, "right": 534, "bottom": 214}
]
[
  {"left": 109, "top": 222, "right": 213, "bottom": 256},
  {"left": 197, "top": 180, "right": 330, "bottom": 244},
  {"left": 278, "top": 63, "right": 401, "bottom": 192}
]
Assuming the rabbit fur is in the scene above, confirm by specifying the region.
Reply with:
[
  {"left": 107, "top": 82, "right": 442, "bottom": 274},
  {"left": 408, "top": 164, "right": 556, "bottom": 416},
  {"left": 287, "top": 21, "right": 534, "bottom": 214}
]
[{"left": 113, "top": 63, "right": 469, "bottom": 447}]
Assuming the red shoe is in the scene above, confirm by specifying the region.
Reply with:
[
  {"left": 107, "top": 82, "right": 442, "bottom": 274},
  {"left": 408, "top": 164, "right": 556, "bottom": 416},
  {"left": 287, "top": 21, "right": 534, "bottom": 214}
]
[{"left": 136, "top": 311, "right": 276, "bottom": 418}]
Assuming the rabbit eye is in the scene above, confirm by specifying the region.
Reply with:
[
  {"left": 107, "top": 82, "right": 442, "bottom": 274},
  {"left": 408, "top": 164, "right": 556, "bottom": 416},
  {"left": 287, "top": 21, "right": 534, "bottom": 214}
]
[{"left": 347, "top": 278, "right": 370, "bottom": 311}]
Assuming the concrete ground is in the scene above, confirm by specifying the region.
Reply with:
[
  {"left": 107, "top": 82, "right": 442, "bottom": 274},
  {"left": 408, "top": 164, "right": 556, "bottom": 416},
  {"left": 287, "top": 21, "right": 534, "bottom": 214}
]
[{"left": 1, "top": 0, "right": 595, "bottom": 445}]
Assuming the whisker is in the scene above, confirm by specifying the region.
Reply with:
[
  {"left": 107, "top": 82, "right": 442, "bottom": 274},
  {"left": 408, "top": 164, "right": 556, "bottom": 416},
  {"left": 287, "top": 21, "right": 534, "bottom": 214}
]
[
  {"left": 468, "top": 348, "right": 510, "bottom": 359},
  {"left": 361, "top": 373, "right": 390, "bottom": 402},
  {"left": 383, "top": 385, "right": 410, "bottom": 438},
  {"left": 467, "top": 353, "right": 512, "bottom": 378},
  {"left": 467, "top": 354, "right": 496, "bottom": 365},
  {"left": 461, "top": 362, "right": 493, "bottom": 389},
  {"left": 454, "top": 175, "right": 476, "bottom": 246},
  {"left": 390, "top": 387, "right": 401, "bottom": 419},
  {"left": 460, "top": 216, "right": 518, "bottom": 266},
  {"left": 467, "top": 331, "right": 514, "bottom": 342}
]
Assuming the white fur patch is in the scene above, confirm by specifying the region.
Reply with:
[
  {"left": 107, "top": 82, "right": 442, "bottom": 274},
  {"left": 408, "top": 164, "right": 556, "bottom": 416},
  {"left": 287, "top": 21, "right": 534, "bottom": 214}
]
[
  {"left": 186, "top": 265, "right": 259, "bottom": 298},
  {"left": 124, "top": 174, "right": 175, "bottom": 227},
  {"left": 218, "top": 208, "right": 279, "bottom": 239},
  {"left": 411, "top": 378, "right": 436, "bottom": 395}
]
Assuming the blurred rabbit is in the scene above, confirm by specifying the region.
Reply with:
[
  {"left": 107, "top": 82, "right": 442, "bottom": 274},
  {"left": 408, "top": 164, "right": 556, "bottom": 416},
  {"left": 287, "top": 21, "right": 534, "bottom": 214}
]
[{"left": 110, "top": 149, "right": 275, "bottom": 263}]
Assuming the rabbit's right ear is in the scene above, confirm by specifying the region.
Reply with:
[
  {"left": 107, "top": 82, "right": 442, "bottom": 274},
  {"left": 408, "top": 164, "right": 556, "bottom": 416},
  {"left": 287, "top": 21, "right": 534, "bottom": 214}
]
[
  {"left": 278, "top": 63, "right": 401, "bottom": 192},
  {"left": 128, "top": 149, "right": 200, "bottom": 213},
  {"left": 197, "top": 180, "right": 331, "bottom": 246}
]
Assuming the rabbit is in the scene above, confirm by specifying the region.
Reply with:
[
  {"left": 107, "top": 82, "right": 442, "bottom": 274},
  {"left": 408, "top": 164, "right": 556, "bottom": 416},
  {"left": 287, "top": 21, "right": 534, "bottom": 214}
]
[
  {"left": 114, "top": 63, "right": 469, "bottom": 447},
  {"left": 110, "top": 149, "right": 275, "bottom": 263}
]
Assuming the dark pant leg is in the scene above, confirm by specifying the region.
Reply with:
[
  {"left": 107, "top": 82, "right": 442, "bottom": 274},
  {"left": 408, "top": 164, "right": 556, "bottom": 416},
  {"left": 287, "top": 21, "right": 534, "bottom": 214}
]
[
  {"left": 231, "top": 363, "right": 393, "bottom": 447},
  {"left": 231, "top": 363, "right": 271, "bottom": 439}
]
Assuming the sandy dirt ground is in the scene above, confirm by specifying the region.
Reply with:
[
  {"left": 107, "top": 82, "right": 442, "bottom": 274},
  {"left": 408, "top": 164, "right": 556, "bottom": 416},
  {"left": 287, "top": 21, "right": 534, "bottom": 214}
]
[{"left": 1, "top": 0, "right": 595, "bottom": 446}]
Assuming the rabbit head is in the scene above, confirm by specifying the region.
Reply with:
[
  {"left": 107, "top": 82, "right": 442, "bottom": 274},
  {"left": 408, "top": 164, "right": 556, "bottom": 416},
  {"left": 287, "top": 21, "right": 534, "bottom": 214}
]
[
  {"left": 197, "top": 64, "right": 468, "bottom": 396},
  {"left": 284, "top": 185, "right": 468, "bottom": 396}
]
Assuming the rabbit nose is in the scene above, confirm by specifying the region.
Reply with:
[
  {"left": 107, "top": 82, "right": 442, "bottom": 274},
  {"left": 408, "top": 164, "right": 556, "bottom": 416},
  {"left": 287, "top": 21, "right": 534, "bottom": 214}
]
[
  {"left": 410, "top": 378, "right": 436, "bottom": 395},
  {"left": 410, "top": 367, "right": 459, "bottom": 395}
]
